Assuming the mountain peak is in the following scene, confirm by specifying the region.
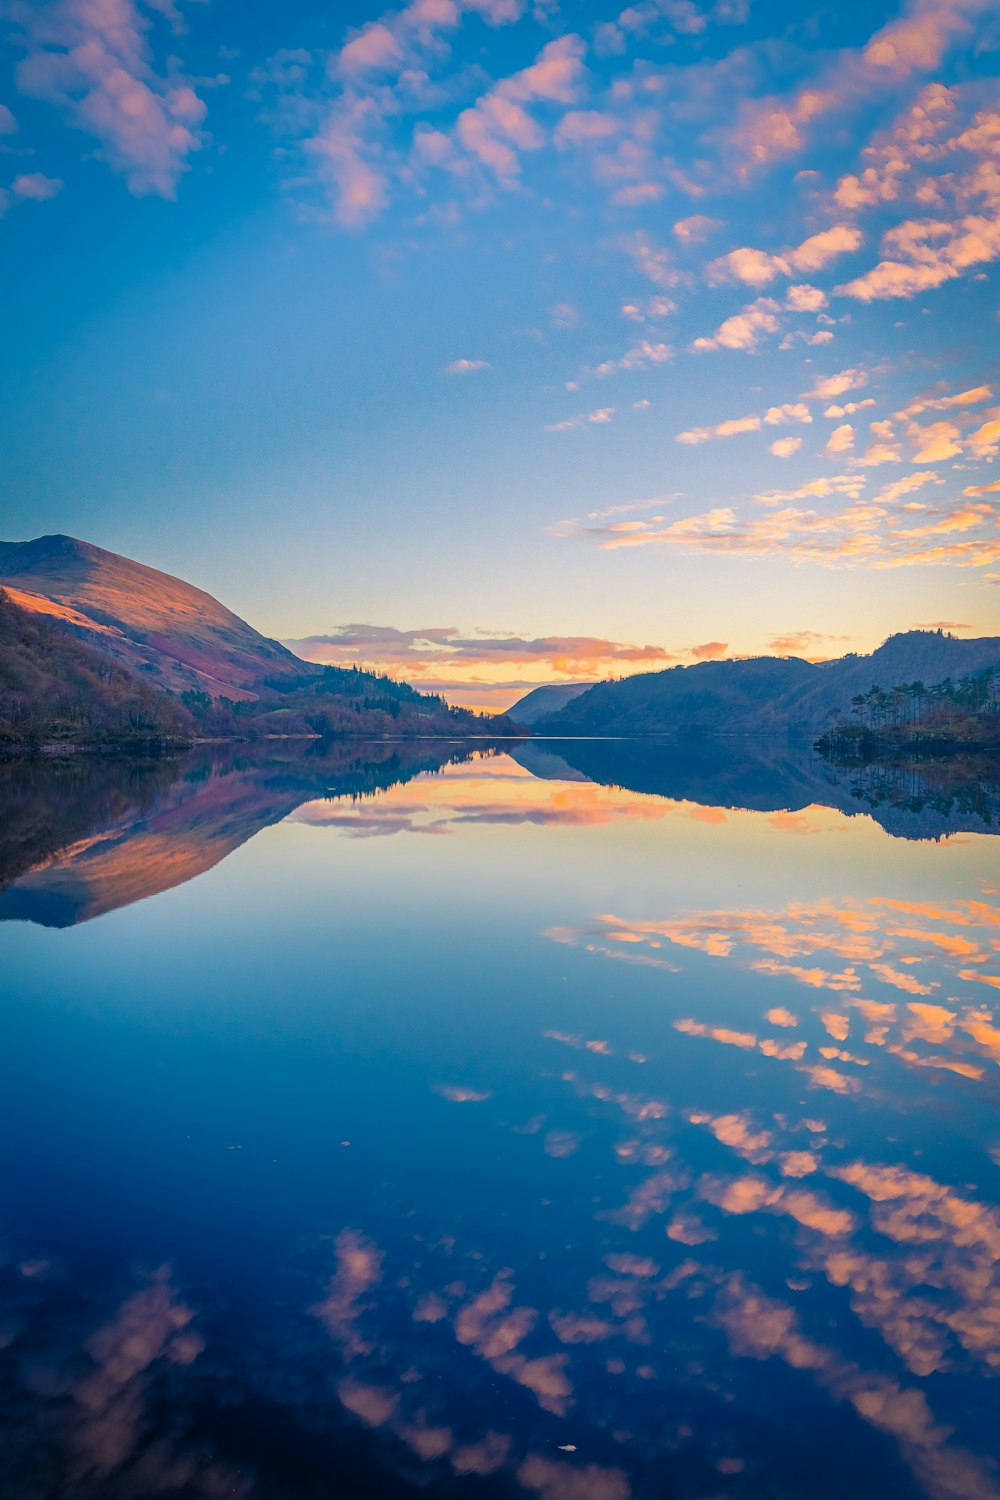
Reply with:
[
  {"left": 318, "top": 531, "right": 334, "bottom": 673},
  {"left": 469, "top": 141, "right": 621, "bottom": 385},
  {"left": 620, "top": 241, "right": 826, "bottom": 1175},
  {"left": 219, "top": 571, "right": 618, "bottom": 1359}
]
[{"left": 0, "top": 534, "right": 101, "bottom": 573}]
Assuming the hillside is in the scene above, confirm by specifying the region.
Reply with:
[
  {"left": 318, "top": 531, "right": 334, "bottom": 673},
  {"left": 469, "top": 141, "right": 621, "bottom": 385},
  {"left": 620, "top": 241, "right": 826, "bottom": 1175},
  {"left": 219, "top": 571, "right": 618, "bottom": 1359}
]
[
  {"left": 0, "top": 534, "right": 308, "bottom": 699},
  {"left": 0, "top": 586, "right": 192, "bottom": 746},
  {"left": 535, "top": 632, "right": 1000, "bottom": 738},
  {"left": 506, "top": 681, "right": 593, "bottom": 725}
]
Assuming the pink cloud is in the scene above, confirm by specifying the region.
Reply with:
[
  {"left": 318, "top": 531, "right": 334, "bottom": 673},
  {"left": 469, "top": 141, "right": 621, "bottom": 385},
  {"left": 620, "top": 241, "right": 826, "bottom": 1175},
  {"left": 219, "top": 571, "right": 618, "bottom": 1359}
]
[
  {"left": 12, "top": 171, "right": 63, "bottom": 200},
  {"left": 11, "top": 0, "right": 206, "bottom": 198},
  {"left": 691, "top": 297, "right": 782, "bottom": 353}
]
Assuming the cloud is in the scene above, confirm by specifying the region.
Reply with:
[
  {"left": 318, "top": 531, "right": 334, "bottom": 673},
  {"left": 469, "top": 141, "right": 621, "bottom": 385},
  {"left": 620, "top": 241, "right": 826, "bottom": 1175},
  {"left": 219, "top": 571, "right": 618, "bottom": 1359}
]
[
  {"left": 338, "top": 22, "right": 407, "bottom": 76},
  {"left": 518, "top": 1454, "right": 631, "bottom": 1500},
  {"left": 11, "top": 171, "right": 63, "bottom": 200},
  {"left": 456, "top": 34, "right": 586, "bottom": 182},
  {"left": 824, "top": 399, "right": 876, "bottom": 418},
  {"left": 896, "top": 383, "right": 993, "bottom": 421},
  {"left": 853, "top": 419, "right": 902, "bottom": 467},
  {"left": 804, "top": 368, "right": 870, "bottom": 400},
  {"left": 909, "top": 419, "right": 963, "bottom": 462},
  {"left": 591, "top": 340, "right": 673, "bottom": 377},
  {"left": 839, "top": 198, "right": 1000, "bottom": 302},
  {"left": 707, "top": 227, "right": 862, "bottom": 287},
  {"left": 690, "top": 640, "right": 728, "bottom": 659},
  {"left": 790, "top": 225, "right": 864, "bottom": 272},
  {"left": 307, "top": 95, "right": 390, "bottom": 227},
  {"left": 673, "top": 213, "right": 722, "bottom": 242},
  {"left": 620, "top": 295, "right": 676, "bottom": 321},
  {"left": 691, "top": 297, "right": 782, "bottom": 353},
  {"left": 770, "top": 437, "right": 802, "bottom": 457},
  {"left": 786, "top": 283, "right": 827, "bottom": 312},
  {"left": 753, "top": 473, "right": 867, "bottom": 504},
  {"left": 446, "top": 357, "right": 490, "bottom": 373},
  {"left": 435, "top": 1084, "right": 492, "bottom": 1101},
  {"left": 727, "top": 0, "right": 997, "bottom": 178},
  {"left": 628, "top": 233, "right": 684, "bottom": 289},
  {"left": 549, "top": 481, "right": 997, "bottom": 569},
  {"left": 826, "top": 424, "right": 855, "bottom": 453},
  {"left": 708, "top": 246, "right": 788, "bottom": 287},
  {"left": 677, "top": 414, "right": 760, "bottom": 444},
  {"left": 546, "top": 407, "right": 615, "bottom": 431},
  {"left": 966, "top": 413, "right": 1000, "bottom": 458},
  {"left": 553, "top": 108, "right": 621, "bottom": 148},
  {"left": 550, "top": 301, "right": 580, "bottom": 328},
  {"left": 10, "top": 0, "right": 207, "bottom": 197},
  {"left": 312, "top": 1229, "right": 383, "bottom": 1357}
]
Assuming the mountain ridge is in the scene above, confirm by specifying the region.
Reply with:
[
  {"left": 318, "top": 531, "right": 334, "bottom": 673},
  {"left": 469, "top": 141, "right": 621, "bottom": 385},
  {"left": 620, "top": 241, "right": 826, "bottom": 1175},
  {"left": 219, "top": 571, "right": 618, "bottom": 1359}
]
[{"left": 534, "top": 631, "right": 1000, "bottom": 737}]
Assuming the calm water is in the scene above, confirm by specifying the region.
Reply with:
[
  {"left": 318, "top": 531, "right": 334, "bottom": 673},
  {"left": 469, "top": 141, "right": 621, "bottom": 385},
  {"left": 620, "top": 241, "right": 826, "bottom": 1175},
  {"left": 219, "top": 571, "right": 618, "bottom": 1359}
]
[{"left": 2, "top": 740, "right": 999, "bottom": 1500}]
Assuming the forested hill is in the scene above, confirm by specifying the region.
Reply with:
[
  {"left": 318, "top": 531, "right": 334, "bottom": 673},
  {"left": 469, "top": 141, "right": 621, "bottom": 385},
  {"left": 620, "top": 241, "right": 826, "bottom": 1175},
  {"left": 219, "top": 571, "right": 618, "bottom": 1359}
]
[{"left": 534, "top": 632, "right": 1000, "bottom": 738}]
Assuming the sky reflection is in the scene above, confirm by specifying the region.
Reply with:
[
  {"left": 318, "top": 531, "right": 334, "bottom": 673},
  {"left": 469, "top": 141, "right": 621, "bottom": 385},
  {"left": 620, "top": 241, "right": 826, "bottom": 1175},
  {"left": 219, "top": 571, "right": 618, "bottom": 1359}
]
[{"left": 1, "top": 744, "right": 999, "bottom": 1499}]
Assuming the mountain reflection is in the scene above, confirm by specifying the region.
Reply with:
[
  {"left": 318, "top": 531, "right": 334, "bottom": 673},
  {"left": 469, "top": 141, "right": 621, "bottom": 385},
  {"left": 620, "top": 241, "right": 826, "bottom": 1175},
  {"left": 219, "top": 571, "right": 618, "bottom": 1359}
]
[
  {"left": 511, "top": 739, "right": 1000, "bottom": 839},
  {"left": 1, "top": 738, "right": 997, "bottom": 929},
  {"left": 0, "top": 741, "right": 484, "bottom": 926}
]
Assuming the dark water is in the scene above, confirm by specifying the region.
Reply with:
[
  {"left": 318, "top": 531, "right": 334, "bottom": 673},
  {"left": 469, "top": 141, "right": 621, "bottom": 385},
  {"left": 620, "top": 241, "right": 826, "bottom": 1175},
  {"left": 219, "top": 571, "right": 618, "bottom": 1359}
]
[{"left": 2, "top": 740, "right": 999, "bottom": 1500}]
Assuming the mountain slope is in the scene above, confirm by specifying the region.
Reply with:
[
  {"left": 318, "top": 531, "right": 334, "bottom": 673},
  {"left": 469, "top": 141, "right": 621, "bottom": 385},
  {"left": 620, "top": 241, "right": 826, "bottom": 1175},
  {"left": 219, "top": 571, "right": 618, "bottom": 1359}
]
[
  {"left": 0, "top": 534, "right": 310, "bottom": 699},
  {"left": 536, "top": 632, "right": 1000, "bottom": 737},
  {"left": 507, "top": 682, "right": 593, "bottom": 725},
  {"left": 0, "top": 586, "right": 191, "bottom": 744}
]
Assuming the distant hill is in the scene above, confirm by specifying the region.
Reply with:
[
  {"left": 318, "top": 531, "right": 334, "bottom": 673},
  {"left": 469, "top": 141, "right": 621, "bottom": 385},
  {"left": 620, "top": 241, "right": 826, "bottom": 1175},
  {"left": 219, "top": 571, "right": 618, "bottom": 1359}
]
[
  {"left": 507, "top": 682, "right": 593, "bottom": 725},
  {"left": 535, "top": 632, "right": 1000, "bottom": 738},
  {"left": 0, "top": 534, "right": 308, "bottom": 699}
]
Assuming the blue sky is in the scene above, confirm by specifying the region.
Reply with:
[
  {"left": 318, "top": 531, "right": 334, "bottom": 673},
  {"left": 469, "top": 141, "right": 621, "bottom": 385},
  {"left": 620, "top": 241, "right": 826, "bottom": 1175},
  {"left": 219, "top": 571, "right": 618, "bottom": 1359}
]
[{"left": 1, "top": 0, "right": 998, "bottom": 706}]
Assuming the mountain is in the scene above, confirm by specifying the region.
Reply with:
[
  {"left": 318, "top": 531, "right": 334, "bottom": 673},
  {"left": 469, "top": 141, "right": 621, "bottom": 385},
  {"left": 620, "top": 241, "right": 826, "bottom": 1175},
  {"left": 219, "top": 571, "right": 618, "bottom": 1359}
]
[
  {"left": 0, "top": 534, "right": 309, "bottom": 699},
  {"left": 506, "top": 682, "right": 594, "bottom": 725},
  {"left": 0, "top": 536, "right": 525, "bottom": 745},
  {"left": 535, "top": 632, "right": 1000, "bottom": 738}
]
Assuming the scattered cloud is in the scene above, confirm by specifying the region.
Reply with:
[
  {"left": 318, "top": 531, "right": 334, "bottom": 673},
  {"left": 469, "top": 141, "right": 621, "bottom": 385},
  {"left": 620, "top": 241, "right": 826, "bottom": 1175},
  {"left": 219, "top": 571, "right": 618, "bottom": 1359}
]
[
  {"left": 545, "top": 407, "right": 614, "bottom": 431},
  {"left": 592, "top": 340, "right": 673, "bottom": 377}
]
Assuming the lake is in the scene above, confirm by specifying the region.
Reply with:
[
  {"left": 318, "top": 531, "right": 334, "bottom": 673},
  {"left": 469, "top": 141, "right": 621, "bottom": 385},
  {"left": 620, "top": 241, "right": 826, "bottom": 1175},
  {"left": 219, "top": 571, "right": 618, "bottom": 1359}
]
[{"left": 2, "top": 739, "right": 999, "bottom": 1500}]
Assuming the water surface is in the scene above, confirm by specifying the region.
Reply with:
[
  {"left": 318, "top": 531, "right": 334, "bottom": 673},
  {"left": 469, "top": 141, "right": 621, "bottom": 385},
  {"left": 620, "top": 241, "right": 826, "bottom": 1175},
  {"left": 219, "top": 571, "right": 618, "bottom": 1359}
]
[{"left": 2, "top": 741, "right": 999, "bottom": 1500}]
